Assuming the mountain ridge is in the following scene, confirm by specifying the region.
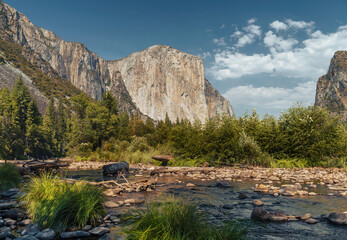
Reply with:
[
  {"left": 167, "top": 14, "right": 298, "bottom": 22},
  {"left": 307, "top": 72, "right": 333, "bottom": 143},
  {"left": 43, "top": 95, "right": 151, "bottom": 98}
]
[{"left": 0, "top": 1, "right": 233, "bottom": 122}]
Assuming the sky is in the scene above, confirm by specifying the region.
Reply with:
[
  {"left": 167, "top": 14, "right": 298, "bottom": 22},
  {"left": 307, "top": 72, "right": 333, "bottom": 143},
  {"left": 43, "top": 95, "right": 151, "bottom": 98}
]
[{"left": 4, "top": 0, "right": 347, "bottom": 117}]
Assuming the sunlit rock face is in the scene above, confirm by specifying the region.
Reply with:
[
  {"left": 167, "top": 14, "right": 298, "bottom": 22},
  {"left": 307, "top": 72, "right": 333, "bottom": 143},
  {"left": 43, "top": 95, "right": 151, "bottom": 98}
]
[
  {"left": 315, "top": 51, "right": 347, "bottom": 121},
  {"left": 0, "top": 2, "right": 233, "bottom": 122}
]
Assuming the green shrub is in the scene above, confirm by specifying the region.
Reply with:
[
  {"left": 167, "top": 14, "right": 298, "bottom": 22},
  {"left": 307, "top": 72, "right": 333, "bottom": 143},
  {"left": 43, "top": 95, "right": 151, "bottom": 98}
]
[
  {"left": 0, "top": 163, "right": 21, "bottom": 192},
  {"left": 22, "top": 173, "right": 106, "bottom": 232},
  {"left": 125, "top": 198, "right": 247, "bottom": 240}
]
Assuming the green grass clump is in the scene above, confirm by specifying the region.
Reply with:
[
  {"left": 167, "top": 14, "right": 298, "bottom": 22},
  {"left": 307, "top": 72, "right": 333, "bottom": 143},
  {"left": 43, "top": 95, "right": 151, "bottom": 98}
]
[
  {"left": 22, "top": 173, "right": 106, "bottom": 232},
  {"left": 0, "top": 163, "right": 21, "bottom": 192},
  {"left": 125, "top": 198, "right": 247, "bottom": 240}
]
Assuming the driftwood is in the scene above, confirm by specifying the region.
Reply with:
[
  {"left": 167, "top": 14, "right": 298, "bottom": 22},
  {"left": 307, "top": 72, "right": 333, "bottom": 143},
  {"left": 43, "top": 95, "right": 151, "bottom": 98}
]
[
  {"left": 23, "top": 160, "right": 69, "bottom": 175},
  {"left": 152, "top": 155, "right": 174, "bottom": 166},
  {"left": 150, "top": 167, "right": 216, "bottom": 176}
]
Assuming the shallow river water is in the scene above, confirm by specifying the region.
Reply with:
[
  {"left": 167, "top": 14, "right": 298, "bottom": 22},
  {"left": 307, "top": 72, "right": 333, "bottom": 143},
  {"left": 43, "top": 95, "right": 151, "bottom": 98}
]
[{"left": 64, "top": 169, "right": 347, "bottom": 240}]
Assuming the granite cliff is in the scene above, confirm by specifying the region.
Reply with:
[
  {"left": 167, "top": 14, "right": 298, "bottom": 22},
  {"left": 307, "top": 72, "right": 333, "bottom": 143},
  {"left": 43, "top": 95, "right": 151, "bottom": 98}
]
[
  {"left": 0, "top": 1, "right": 233, "bottom": 122},
  {"left": 315, "top": 51, "right": 347, "bottom": 121}
]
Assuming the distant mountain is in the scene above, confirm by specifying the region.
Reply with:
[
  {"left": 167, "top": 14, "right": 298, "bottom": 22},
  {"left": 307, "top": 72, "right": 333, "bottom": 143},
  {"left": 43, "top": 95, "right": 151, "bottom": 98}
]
[
  {"left": 0, "top": 1, "right": 233, "bottom": 122},
  {"left": 315, "top": 51, "right": 347, "bottom": 121}
]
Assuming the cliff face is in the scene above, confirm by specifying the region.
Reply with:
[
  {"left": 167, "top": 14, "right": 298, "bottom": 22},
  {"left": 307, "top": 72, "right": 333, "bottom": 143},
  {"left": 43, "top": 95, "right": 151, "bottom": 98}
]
[
  {"left": 315, "top": 51, "right": 347, "bottom": 121},
  {"left": 0, "top": 2, "right": 233, "bottom": 122}
]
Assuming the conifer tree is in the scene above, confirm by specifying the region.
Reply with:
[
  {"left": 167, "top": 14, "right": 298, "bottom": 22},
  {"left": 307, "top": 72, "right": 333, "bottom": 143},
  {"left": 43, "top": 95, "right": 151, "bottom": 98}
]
[{"left": 43, "top": 98, "right": 57, "bottom": 156}]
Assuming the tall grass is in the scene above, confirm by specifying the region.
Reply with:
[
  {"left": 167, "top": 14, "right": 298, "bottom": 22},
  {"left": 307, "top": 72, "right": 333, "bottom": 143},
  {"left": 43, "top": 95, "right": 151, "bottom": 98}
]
[
  {"left": 125, "top": 198, "right": 247, "bottom": 240},
  {"left": 0, "top": 163, "right": 21, "bottom": 192},
  {"left": 22, "top": 173, "right": 106, "bottom": 232}
]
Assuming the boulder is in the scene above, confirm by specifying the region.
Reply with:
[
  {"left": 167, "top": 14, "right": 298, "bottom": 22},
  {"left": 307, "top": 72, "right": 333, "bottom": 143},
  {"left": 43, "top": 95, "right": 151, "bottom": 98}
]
[
  {"left": 269, "top": 210, "right": 288, "bottom": 222},
  {"left": 89, "top": 227, "right": 109, "bottom": 237},
  {"left": 35, "top": 229, "right": 55, "bottom": 240},
  {"left": 21, "top": 224, "right": 40, "bottom": 236},
  {"left": 5, "top": 209, "right": 24, "bottom": 220},
  {"left": 0, "top": 230, "right": 15, "bottom": 240},
  {"left": 328, "top": 212, "right": 347, "bottom": 225},
  {"left": 251, "top": 207, "right": 270, "bottom": 221},
  {"left": 102, "top": 161, "right": 129, "bottom": 176}
]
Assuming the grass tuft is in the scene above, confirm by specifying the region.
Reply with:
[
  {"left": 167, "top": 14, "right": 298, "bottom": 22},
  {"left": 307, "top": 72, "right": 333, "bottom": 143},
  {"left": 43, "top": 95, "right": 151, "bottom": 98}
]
[
  {"left": 22, "top": 173, "right": 106, "bottom": 232},
  {"left": 0, "top": 163, "right": 21, "bottom": 192},
  {"left": 125, "top": 197, "right": 247, "bottom": 240}
]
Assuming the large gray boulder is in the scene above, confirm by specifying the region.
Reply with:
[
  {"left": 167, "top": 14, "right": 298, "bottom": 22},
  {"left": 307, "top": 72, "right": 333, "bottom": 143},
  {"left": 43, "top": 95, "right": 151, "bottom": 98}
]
[
  {"left": 102, "top": 161, "right": 129, "bottom": 176},
  {"left": 328, "top": 212, "right": 347, "bottom": 225}
]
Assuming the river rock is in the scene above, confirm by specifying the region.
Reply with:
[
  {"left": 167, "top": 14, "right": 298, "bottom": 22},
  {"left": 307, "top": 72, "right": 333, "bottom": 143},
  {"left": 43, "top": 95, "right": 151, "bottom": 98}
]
[
  {"left": 253, "top": 184, "right": 269, "bottom": 193},
  {"left": 14, "top": 235, "right": 38, "bottom": 240},
  {"left": 186, "top": 183, "right": 196, "bottom": 187},
  {"left": 102, "top": 161, "right": 129, "bottom": 176},
  {"left": 221, "top": 204, "right": 233, "bottom": 209},
  {"left": 60, "top": 231, "right": 90, "bottom": 239},
  {"left": 306, "top": 218, "right": 318, "bottom": 224},
  {"left": 123, "top": 199, "right": 145, "bottom": 204},
  {"left": 328, "top": 212, "right": 347, "bottom": 225},
  {"left": 1, "top": 189, "right": 19, "bottom": 198},
  {"left": 251, "top": 207, "right": 270, "bottom": 221},
  {"left": 4, "top": 219, "right": 15, "bottom": 227},
  {"left": 0, "top": 230, "right": 15, "bottom": 240},
  {"left": 89, "top": 227, "right": 109, "bottom": 237},
  {"left": 35, "top": 229, "right": 55, "bottom": 240},
  {"left": 17, "top": 220, "right": 30, "bottom": 227},
  {"left": 269, "top": 210, "right": 288, "bottom": 222},
  {"left": 5, "top": 209, "right": 24, "bottom": 220},
  {"left": 238, "top": 192, "right": 248, "bottom": 199},
  {"left": 105, "top": 201, "right": 119, "bottom": 208},
  {"left": 21, "top": 224, "right": 40, "bottom": 236},
  {"left": 300, "top": 213, "right": 312, "bottom": 220},
  {"left": 0, "top": 203, "right": 16, "bottom": 210},
  {"left": 252, "top": 199, "right": 263, "bottom": 207}
]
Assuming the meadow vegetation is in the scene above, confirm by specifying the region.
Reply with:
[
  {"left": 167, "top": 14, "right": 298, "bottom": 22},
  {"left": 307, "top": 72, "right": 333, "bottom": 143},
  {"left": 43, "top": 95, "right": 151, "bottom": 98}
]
[
  {"left": 22, "top": 173, "right": 106, "bottom": 232},
  {"left": 124, "top": 198, "right": 247, "bottom": 240},
  {"left": 0, "top": 163, "right": 21, "bottom": 192},
  {"left": 0, "top": 77, "right": 346, "bottom": 168}
]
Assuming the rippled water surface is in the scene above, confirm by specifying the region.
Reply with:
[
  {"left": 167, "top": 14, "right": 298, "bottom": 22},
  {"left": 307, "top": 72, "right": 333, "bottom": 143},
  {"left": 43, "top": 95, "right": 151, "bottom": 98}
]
[{"left": 64, "top": 169, "right": 347, "bottom": 240}]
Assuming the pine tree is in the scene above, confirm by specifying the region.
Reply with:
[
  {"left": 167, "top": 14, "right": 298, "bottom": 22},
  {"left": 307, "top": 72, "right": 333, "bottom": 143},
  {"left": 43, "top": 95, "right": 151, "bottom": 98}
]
[
  {"left": 25, "top": 99, "right": 45, "bottom": 157},
  {"left": 9, "top": 75, "right": 31, "bottom": 158},
  {"left": 43, "top": 98, "right": 57, "bottom": 156},
  {"left": 102, "top": 91, "right": 118, "bottom": 116}
]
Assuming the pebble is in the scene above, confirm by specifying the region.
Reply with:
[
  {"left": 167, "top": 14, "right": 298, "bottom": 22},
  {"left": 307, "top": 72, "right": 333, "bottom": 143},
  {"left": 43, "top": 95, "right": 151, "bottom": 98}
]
[
  {"left": 252, "top": 199, "right": 263, "bottom": 207},
  {"left": 305, "top": 218, "right": 318, "bottom": 224},
  {"left": 300, "top": 213, "right": 312, "bottom": 220}
]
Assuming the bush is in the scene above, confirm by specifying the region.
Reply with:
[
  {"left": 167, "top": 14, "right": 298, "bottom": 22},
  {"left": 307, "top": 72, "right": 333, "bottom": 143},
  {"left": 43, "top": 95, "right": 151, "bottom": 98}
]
[
  {"left": 0, "top": 163, "right": 21, "bottom": 192},
  {"left": 125, "top": 198, "right": 247, "bottom": 240},
  {"left": 22, "top": 173, "right": 106, "bottom": 232}
]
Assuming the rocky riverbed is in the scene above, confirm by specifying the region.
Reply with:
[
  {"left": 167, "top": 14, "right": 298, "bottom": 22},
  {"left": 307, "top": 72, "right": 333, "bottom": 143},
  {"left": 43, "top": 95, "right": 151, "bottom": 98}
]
[
  {"left": 1, "top": 161, "right": 346, "bottom": 239},
  {"left": 63, "top": 163, "right": 347, "bottom": 240}
]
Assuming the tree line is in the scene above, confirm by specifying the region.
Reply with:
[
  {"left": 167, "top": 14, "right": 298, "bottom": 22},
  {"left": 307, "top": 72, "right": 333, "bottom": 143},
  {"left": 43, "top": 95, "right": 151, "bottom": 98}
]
[{"left": 0, "top": 77, "right": 346, "bottom": 166}]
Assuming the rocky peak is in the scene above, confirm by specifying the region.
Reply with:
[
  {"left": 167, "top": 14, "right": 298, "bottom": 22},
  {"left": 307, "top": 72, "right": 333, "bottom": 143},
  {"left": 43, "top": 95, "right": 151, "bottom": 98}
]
[
  {"left": 315, "top": 51, "right": 347, "bottom": 121},
  {"left": 0, "top": 1, "right": 233, "bottom": 122}
]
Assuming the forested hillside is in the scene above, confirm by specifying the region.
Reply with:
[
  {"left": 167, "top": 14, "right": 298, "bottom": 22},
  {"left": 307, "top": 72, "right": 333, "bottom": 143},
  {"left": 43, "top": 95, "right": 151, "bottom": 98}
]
[{"left": 1, "top": 77, "right": 346, "bottom": 167}]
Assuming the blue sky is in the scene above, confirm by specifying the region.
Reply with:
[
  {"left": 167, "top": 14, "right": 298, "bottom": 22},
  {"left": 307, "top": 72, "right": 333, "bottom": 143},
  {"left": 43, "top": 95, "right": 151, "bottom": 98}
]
[{"left": 4, "top": 0, "right": 347, "bottom": 117}]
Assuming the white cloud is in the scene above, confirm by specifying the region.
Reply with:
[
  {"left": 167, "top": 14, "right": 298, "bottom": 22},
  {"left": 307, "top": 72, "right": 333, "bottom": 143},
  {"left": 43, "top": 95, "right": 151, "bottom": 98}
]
[
  {"left": 220, "top": 24, "right": 225, "bottom": 29},
  {"left": 264, "top": 31, "right": 298, "bottom": 52},
  {"left": 210, "top": 24, "right": 347, "bottom": 80},
  {"left": 286, "top": 19, "right": 314, "bottom": 30},
  {"left": 269, "top": 20, "right": 288, "bottom": 31},
  {"left": 213, "top": 37, "right": 227, "bottom": 46},
  {"left": 199, "top": 52, "right": 212, "bottom": 59},
  {"left": 223, "top": 81, "right": 316, "bottom": 115},
  {"left": 231, "top": 19, "right": 262, "bottom": 48}
]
